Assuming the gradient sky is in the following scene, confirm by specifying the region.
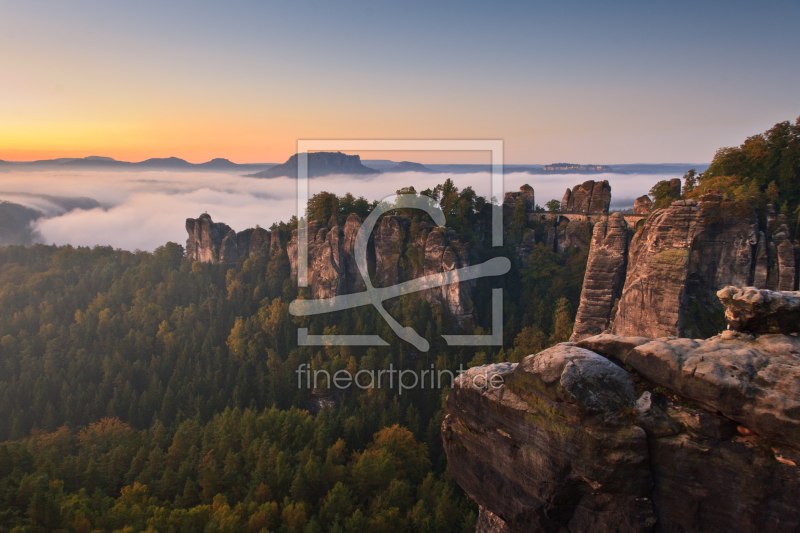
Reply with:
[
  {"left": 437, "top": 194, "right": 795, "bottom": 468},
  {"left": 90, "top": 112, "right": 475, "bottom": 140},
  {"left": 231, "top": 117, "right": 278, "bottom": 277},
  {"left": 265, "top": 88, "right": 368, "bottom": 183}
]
[{"left": 1, "top": 0, "right": 798, "bottom": 164}]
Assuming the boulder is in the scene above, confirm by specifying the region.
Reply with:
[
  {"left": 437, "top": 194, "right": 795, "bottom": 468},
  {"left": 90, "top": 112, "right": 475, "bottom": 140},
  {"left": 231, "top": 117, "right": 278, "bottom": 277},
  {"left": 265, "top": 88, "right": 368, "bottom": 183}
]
[{"left": 717, "top": 286, "right": 800, "bottom": 334}]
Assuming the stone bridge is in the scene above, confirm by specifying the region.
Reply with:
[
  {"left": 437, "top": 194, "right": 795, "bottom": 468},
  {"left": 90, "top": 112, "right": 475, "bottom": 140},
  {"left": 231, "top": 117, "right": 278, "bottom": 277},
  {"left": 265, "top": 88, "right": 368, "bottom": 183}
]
[{"left": 534, "top": 211, "right": 649, "bottom": 229}]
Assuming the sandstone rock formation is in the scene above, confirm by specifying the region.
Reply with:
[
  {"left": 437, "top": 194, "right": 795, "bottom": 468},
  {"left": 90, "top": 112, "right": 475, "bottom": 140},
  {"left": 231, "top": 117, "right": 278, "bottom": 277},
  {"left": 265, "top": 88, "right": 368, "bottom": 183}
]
[
  {"left": 556, "top": 218, "right": 592, "bottom": 254},
  {"left": 718, "top": 286, "right": 800, "bottom": 334},
  {"left": 186, "top": 214, "right": 272, "bottom": 265},
  {"left": 444, "top": 348, "right": 656, "bottom": 533},
  {"left": 187, "top": 207, "right": 476, "bottom": 323},
  {"left": 611, "top": 196, "right": 762, "bottom": 338},
  {"left": 445, "top": 321, "right": 800, "bottom": 532},
  {"left": 570, "top": 213, "right": 629, "bottom": 341},
  {"left": 633, "top": 195, "right": 652, "bottom": 215},
  {"left": 503, "top": 184, "right": 536, "bottom": 226},
  {"left": 423, "top": 227, "right": 473, "bottom": 324},
  {"left": 561, "top": 180, "right": 611, "bottom": 214},
  {"left": 774, "top": 224, "right": 798, "bottom": 291},
  {"left": 517, "top": 229, "right": 536, "bottom": 265},
  {"left": 283, "top": 211, "right": 474, "bottom": 322}
]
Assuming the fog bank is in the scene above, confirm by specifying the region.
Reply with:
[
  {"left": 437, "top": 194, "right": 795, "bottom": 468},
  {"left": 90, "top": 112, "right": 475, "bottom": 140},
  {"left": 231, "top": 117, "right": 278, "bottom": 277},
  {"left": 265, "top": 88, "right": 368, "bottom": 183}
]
[{"left": 0, "top": 169, "right": 678, "bottom": 251}]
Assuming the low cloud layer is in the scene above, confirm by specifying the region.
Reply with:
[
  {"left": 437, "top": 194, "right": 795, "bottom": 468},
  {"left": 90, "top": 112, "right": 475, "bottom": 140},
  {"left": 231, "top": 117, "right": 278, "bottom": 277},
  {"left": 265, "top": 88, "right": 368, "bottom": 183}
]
[{"left": 0, "top": 169, "right": 677, "bottom": 252}]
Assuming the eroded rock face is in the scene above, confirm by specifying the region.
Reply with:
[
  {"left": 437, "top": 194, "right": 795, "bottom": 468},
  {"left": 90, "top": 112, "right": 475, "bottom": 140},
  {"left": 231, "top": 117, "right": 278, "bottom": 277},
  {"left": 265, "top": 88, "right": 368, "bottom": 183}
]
[
  {"left": 556, "top": 219, "right": 592, "bottom": 254},
  {"left": 612, "top": 197, "right": 759, "bottom": 338},
  {"left": 445, "top": 333, "right": 800, "bottom": 533},
  {"left": 517, "top": 229, "right": 536, "bottom": 265},
  {"left": 342, "top": 213, "right": 366, "bottom": 293},
  {"left": 373, "top": 215, "right": 408, "bottom": 288},
  {"left": 717, "top": 286, "right": 800, "bottom": 334},
  {"left": 286, "top": 221, "right": 348, "bottom": 300},
  {"left": 570, "top": 213, "right": 629, "bottom": 341},
  {"left": 561, "top": 180, "right": 611, "bottom": 214},
  {"left": 443, "top": 349, "right": 655, "bottom": 533},
  {"left": 503, "top": 184, "right": 536, "bottom": 228},
  {"left": 281, "top": 212, "right": 474, "bottom": 321},
  {"left": 618, "top": 331, "right": 800, "bottom": 449},
  {"left": 424, "top": 227, "right": 473, "bottom": 324},
  {"left": 773, "top": 224, "right": 798, "bottom": 291},
  {"left": 633, "top": 195, "right": 652, "bottom": 215},
  {"left": 186, "top": 214, "right": 271, "bottom": 265}
]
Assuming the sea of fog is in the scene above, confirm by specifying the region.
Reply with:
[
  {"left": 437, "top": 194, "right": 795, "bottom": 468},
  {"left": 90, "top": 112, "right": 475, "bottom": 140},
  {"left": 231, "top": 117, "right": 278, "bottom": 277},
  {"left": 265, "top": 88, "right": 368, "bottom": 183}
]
[{"left": 0, "top": 170, "right": 681, "bottom": 252}]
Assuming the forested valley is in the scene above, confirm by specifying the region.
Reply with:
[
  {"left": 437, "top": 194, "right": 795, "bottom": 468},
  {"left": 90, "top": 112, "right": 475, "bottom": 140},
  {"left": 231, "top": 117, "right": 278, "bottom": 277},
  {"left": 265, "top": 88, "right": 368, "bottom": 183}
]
[{"left": 0, "top": 179, "right": 588, "bottom": 532}]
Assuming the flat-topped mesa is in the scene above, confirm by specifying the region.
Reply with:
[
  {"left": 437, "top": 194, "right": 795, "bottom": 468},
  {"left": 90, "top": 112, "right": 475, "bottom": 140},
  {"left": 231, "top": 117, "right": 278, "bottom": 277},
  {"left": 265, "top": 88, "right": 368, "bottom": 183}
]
[
  {"left": 186, "top": 213, "right": 271, "bottom": 265},
  {"left": 560, "top": 179, "right": 611, "bottom": 214}
]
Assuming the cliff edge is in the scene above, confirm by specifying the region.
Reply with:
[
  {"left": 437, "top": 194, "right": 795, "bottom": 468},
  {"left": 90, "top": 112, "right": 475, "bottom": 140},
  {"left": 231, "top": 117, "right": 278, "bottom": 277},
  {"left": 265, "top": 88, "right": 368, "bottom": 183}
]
[{"left": 443, "top": 288, "right": 800, "bottom": 532}]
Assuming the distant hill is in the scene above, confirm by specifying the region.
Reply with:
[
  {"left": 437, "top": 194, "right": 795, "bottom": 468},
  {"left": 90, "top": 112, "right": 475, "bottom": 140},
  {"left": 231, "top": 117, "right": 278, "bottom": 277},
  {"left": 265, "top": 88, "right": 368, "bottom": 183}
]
[
  {"left": 246, "top": 152, "right": 381, "bottom": 179},
  {"left": 0, "top": 156, "right": 276, "bottom": 173},
  {"left": 0, "top": 201, "right": 43, "bottom": 246},
  {"left": 543, "top": 163, "right": 612, "bottom": 172}
]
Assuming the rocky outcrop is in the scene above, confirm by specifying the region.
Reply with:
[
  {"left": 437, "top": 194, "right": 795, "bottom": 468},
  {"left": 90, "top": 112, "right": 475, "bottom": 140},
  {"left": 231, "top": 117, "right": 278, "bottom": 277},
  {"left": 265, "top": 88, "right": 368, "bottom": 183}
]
[
  {"left": 503, "top": 185, "right": 536, "bottom": 227},
  {"left": 561, "top": 180, "right": 611, "bottom": 214},
  {"left": 185, "top": 214, "right": 272, "bottom": 265},
  {"left": 423, "top": 227, "right": 473, "bottom": 324},
  {"left": 718, "top": 286, "right": 800, "bottom": 334},
  {"left": 283, "top": 211, "right": 474, "bottom": 321},
  {"left": 373, "top": 215, "right": 409, "bottom": 288},
  {"left": 342, "top": 213, "right": 366, "bottom": 293},
  {"left": 286, "top": 221, "right": 347, "bottom": 300},
  {"left": 633, "top": 195, "right": 652, "bottom": 215},
  {"left": 556, "top": 219, "right": 592, "bottom": 254},
  {"left": 570, "top": 213, "right": 630, "bottom": 341},
  {"left": 611, "top": 196, "right": 761, "bottom": 338},
  {"left": 517, "top": 229, "right": 536, "bottom": 265},
  {"left": 774, "top": 224, "right": 798, "bottom": 291},
  {"left": 444, "top": 324, "right": 800, "bottom": 532},
  {"left": 443, "top": 349, "right": 656, "bottom": 533}
]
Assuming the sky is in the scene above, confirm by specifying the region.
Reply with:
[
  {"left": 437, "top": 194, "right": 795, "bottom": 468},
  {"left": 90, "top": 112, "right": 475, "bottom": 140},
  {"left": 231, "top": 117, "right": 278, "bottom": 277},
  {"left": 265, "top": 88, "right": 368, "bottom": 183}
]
[{"left": 1, "top": 0, "right": 799, "bottom": 164}]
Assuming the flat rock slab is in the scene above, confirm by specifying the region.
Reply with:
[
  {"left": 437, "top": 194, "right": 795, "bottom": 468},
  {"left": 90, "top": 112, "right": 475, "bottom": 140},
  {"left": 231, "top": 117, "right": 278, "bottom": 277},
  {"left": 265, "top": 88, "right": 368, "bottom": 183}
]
[{"left": 621, "top": 331, "right": 800, "bottom": 448}]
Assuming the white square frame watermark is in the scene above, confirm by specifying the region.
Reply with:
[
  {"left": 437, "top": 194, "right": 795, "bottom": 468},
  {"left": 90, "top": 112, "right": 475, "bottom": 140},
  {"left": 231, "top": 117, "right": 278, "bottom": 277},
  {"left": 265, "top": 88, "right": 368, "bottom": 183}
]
[{"left": 293, "top": 139, "right": 505, "bottom": 348}]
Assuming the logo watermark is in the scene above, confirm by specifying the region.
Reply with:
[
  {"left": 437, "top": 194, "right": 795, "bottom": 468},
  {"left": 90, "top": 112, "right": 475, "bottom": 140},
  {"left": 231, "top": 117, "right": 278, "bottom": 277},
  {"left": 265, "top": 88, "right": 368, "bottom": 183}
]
[
  {"left": 296, "top": 363, "right": 506, "bottom": 394},
  {"left": 289, "top": 140, "right": 508, "bottom": 350}
]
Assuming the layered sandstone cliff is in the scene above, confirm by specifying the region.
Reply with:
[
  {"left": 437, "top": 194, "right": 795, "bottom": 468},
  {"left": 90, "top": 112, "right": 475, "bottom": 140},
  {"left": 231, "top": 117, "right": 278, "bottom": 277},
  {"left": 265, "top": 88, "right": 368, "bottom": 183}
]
[
  {"left": 571, "top": 195, "right": 799, "bottom": 341},
  {"left": 443, "top": 288, "right": 800, "bottom": 533},
  {"left": 569, "top": 213, "right": 629, "bottom": 340},
  {"left": 561, "top": 180, "right": 611, "bottom": 214},
  {"left": 284, "top": 214, "right": 475, "bottom": 323},
  {"left": 185, "top": 214, "right": 272, "bottom": 265}
]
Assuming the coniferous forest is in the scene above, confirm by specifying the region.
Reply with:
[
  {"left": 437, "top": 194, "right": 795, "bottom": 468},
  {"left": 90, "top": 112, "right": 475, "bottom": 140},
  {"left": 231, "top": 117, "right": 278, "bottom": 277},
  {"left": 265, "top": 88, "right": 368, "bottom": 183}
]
[{"left": 0, "top": 178, "right": 588, "bottom": 532}]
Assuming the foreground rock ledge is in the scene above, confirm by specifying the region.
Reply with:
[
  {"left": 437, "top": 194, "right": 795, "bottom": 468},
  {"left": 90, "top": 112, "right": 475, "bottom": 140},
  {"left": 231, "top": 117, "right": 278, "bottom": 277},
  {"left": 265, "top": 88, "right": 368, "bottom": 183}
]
[{"left": 443, "top": 334, "right": 800, "bottom": 533}]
